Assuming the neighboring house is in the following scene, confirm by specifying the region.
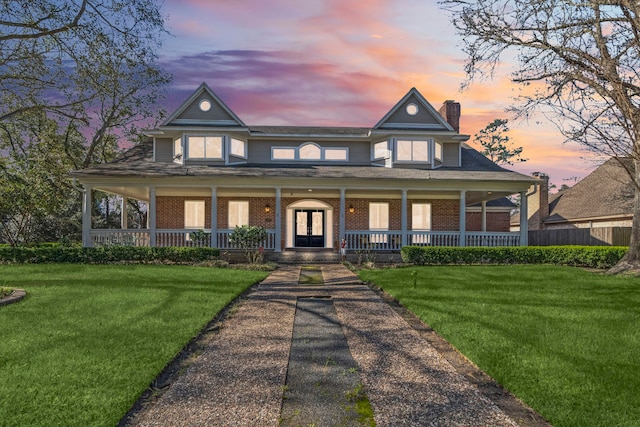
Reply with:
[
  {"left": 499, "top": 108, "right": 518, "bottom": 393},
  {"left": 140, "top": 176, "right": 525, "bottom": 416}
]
[
  {"left": 511, "top": 158, "right": 635, "bottom": 246},
  {"left": 73, "top": 83, "right": 537, "bottom": 252},
  {"left": 512, "top": 158, "right": 634, "bottom": 231}
]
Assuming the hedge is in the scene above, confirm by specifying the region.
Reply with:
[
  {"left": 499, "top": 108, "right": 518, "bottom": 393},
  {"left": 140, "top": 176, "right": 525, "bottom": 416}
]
[
  {"left": 401, "top": 246, "right": 628, "bottom": 269},
  {"left": 0, "top": 246, "right": 221, "bottom": 264}
]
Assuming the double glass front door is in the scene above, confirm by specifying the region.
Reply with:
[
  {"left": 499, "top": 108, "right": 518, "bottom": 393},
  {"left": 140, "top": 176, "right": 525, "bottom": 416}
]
[{"left": 295, "top": 210, "right": 324, "bottom": 247}]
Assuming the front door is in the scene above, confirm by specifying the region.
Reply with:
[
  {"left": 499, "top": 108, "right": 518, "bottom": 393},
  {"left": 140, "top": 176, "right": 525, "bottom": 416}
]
[{"left": 295, "top": 210, "right": 324, "bottom": 247}]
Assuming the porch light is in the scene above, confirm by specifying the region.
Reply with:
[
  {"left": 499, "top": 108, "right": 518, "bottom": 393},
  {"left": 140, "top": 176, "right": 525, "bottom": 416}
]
[
  {"left": 264, "top": 204, "right": 271, "bottom": 213},
  {"left": 348, "top": 205, "right": 355, "bottom": 213}
]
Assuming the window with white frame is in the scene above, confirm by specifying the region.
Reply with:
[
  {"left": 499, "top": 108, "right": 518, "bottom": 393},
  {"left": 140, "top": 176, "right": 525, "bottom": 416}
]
[
  {"left": 396, "top": 139, "right": 430, "bottom": 162},
  {"left": 434, "top": 141, "right": 443, "bottom": 162},
  {"left": 186, "top": 135, "right": 223, "bottom": 159},
  {"left": 411, "top": 203, "right": 432, "bottom": 244},
  {"left": 184, "top": 200, "right": 205, "bottom": 229},
  {"left": 373, "top": 141, "right": 388, "bottom": 160},
  {"left": 228, "top": 201, "right": 249, "bottom": 228},
  {"left": 271, "top": 142, "right": 348, "bottom": 161},
  {"left": 369, "top": 202, "right": 389, "bottom": 243},
  {"left": 173, "top": 138, "right": 183, "bottom": 164},
  {"left": 230, "top": 138, "right": 246, "bottom": 158}
]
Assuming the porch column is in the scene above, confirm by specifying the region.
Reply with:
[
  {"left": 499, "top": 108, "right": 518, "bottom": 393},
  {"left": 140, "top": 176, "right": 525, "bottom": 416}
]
[
  {"left": 149, "top": 187, "right": 156, "bottom": 247},
  {"left": 121, "top": 196, "right": 128, "bottom": 230},
  {"left": 459, "top": 190, "right": 466, "bottom": 247},
  {"left": 519, "top": 191, "right": 528, "bottom": 246},
  {"left": 339, "top": 188, "right": 346, "bottom": 241},
  {"left": 210, "top": 187, "right": 217, "bottom": 248},
  {"left": 481, "top": 200, "right": 487, "bottom": 232},
  {"left": 275, "top": 187, "right": 282, "bottom": 252},
  {"left": 82, "top": 185, "right": 93, "bottom": 247},
  {"left": 401, "top": 189, "right": 408, "bottom": 247}
]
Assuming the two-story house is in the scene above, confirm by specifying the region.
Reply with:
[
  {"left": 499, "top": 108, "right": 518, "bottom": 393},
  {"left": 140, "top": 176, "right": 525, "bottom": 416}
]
[{"left": 72, "top": 83, "right": 536, "bottom": 254}]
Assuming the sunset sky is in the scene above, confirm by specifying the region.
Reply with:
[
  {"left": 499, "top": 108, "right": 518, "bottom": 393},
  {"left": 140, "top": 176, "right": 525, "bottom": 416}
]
[{"left": 159, "top": 0, "right": 597, "bottom": 187}]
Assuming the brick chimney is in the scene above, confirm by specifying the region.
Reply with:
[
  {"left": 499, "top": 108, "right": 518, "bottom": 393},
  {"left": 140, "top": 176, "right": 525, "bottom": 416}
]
[
  {"left": 527, "top": 172, "right": 549, "bottom": 230},
  {"left": 438, "top": 100, "right": 461, "bottom": 132}
]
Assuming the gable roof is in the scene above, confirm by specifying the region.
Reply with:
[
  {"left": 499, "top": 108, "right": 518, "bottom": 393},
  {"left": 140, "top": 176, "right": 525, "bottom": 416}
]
[
  {"left": 545, "top": 157, "right": 635, "bottom": 223},
  {"left": 373, "top": 87, "right": 454, "bottom": 131},
  {"left": 162, "top": 82, "right": 246, "bottom": 128}
]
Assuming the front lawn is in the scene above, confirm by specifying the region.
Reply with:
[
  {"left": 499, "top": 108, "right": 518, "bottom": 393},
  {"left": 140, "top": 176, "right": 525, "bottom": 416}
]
[
  {"left": 358, "top": 265, "right": 640, "bottom": 427},
  {"left": 0, "top": 264, "right": 269, "bottom": 427}
]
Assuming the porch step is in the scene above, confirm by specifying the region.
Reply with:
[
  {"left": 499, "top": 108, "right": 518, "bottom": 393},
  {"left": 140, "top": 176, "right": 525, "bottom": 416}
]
[{"left": 267, "top": 250, "right": 342, "bottom": 264}]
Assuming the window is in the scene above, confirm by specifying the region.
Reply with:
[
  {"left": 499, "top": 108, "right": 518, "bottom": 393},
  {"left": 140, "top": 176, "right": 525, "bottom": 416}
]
[
  {"left": 173, "top": 137, "right": 182, "bottom": 164},
  {"left": 272, "top": 148, "right": 296, "bottom": 160},
  {"left": 185, "top": 201, "right": 205, "bottom": 229},
  {"left": 228, "top": 201, "right": 249, "bottom": 228},
  {"left": 272, "top": 142, "right": 348, "bottom": 162},
  {"left": 299, "top": 143, "right": 321, "bottom": 160},
  {"left": 324, "top": 148, "right": 348, "bottom": 160},
  {"left": 373, "top": 141, "right": 388, "bottom": 160},
  {"left": 412, "top": 203, "right": 431, "bottom": 243},
  {"left": 396, "top": 139, "right": 430, "bottom": 162},
  {"left": 187, "top": 136, "right": 223, "bottom": 159},
  {"left": 230, "top": 138, "right": 246, "bottom": 158},
  {"left": 369, "top": 202, "right": 389, "bottom": 243},
  {"left": 406, "top": 103, "right": 419, "bottom": 115},
  {"left": 434, "top": 141, "right": 443, "bottom": 162}
]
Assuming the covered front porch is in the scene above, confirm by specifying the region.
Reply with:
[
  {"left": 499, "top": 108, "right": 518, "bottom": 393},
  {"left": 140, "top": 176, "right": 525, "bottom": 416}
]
[{"left": 81, "top": 182, "right": 530, "bottom": 251}]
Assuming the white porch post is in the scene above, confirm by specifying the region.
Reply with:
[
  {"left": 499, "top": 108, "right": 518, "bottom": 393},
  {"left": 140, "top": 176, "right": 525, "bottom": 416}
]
[
  {"left": 210, "top": 187, "right": 217, "bottom": 248},
  {"left": 401, "top": 189, "right": 408, "bottom": 247},
  {"left": 121, "top": 196, "right": 128, "bottom": 230},
  {"left": 149, "top": 187, "right": 156, "bottom": 247},
  {"left": 481, "top": 200, "right": 487, "bottom": 232},
  {"left": 459, "top": 190, "right": 466, "bottom": 247},
  {"left": 275, "top": 187, "right": 282, "bottom": 252},
  {"left": 82, "top": 185, "right": 93, "bottom": 247},
  {"left": 339, "top": 188, "right": 346, "bottom": 241},
  {"left": 519, "top": 191, "right": 528, "bottom": 246}
]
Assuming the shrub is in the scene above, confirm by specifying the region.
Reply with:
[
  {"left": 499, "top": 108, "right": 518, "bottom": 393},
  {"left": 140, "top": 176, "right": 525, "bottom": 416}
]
[
  {"left": 401, "top": 245, "right": 627, "bottom": 269},
  {"left": 0, "top": 245, "right": 220, "bottom": 264},
  {"left": 229, "top": 225, "right": 267, "bottom": 264}
]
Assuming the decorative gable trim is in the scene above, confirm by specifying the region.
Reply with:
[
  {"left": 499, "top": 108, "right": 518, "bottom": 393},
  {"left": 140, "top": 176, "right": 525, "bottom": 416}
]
[
  {"left": 162, "top": 82, "right": 246, "bottom": 128},
  {"left": 374, "top": 88, "right": 454, "bottom": 132}
]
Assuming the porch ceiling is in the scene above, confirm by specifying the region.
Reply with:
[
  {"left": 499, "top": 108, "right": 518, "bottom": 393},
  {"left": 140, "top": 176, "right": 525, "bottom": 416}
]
[{"left": 91, "top": 184, "right": 515, "bottom": 206}]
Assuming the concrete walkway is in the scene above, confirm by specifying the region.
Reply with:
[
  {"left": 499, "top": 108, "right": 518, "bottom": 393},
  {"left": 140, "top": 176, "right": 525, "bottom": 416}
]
[{"left": 126, "top": 265, "right": 547, "bottom": 427}]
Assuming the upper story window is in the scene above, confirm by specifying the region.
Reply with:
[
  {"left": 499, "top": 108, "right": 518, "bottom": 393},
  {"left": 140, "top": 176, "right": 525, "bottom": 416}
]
[
  {"left": 373, "top": 141, "right": 389, "bottom": 160},
  {"left": 174, "top": 135, "right": 247, "bottom": 162},
  {"left": 271, "top": 142, "right": 348, "bottom": 162},
  {"left": 187, "top": 136, "right": 223, "bottom": 159},
  {"left": 230, "top": 138, "right": 246, "bottom": 158},
  {"left": 396, "top": 139, "right": 430, "bottom": 162}
]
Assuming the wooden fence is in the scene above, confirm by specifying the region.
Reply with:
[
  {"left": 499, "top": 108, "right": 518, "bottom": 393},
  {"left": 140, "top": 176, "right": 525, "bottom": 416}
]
[{"left": 528, "top": 227, "right": 631, "bottom": 246}]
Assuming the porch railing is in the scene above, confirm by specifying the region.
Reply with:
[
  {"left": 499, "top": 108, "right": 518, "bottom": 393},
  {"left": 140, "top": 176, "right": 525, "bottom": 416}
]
[
  {"left": 90, "top": 229, "right": 519, "bottom": 249},
  {"left": 344, "top": 230, "right": 520, "bottom": 251},
  {"left": 215, "top": 229, "right": 277, "bottom": 250},
  {"left": 90, "top": 229, "right": 150, "bottom": 247}
]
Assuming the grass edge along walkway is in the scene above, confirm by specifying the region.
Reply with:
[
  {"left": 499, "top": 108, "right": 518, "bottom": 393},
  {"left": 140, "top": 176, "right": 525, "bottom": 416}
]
[
  {"left": 358, "top": 265, "right": 640, "bottom": 427},
  {"left": 0, "top": 264, "right": 269, "bottom": 427}
]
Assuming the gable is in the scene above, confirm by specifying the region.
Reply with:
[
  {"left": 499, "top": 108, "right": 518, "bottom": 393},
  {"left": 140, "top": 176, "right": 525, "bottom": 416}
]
[
  {"left": 374, "top": 88, "right": 454, "bottom": 131},
  {"left": 163, "top": 82, "right": 246, "bottom": 127}
]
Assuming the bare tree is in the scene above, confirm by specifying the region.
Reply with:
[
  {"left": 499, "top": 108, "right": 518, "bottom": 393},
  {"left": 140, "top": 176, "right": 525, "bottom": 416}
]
[{"left": 440, "top": 0, "right": 640, "bottom": 273}]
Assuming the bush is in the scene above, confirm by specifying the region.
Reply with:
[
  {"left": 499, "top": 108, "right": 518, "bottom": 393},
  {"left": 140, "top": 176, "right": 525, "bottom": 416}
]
[
  {"left": 401, "top": 246, "right": 628, "bottom": 269},
  {"left": 0, "top": 245, "right": 221, "bottom": 264}
]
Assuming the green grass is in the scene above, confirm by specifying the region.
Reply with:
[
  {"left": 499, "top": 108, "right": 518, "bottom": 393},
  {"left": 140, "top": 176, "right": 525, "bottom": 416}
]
[
  {"left": 358, "top": 265, "right": 640, "bottom": 427},
  {"left": 0, "top": 264, "right": 269, "bottom": 427}
]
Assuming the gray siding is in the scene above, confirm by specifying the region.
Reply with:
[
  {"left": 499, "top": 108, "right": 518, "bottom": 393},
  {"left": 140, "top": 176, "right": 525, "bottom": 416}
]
[
  {"left": 173, "top": 94, "right": 237, "bottom": 123},
  {"left": 442, "top": 143, "right": 460, "bottom": 167},
  {"left": 383, "top": 94, "right": 443, "bottom": 127},
  {"left": 155, "top": 138, "right": 174, "bottom": 163}
]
